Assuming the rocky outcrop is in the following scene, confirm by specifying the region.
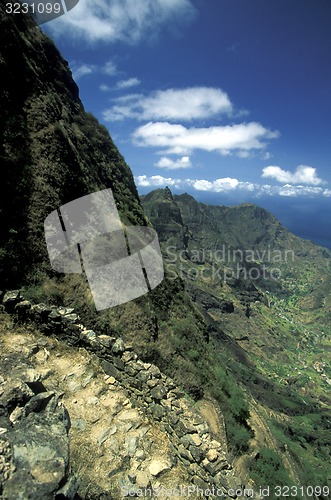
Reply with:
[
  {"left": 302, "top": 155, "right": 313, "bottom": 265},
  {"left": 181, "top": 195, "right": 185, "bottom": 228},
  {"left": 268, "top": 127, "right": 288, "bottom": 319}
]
[
  {"left": 0, "top": 3, "right": 146, "bottom": 288},
  {"left": 188, "top": 287, "right": 234, "bottom": 314},
  {"left": 0, "top": 336, "right": 77, "bottom": 499},
  {"left": 0, "top": 290, "right": 250, "bottom": 499}
]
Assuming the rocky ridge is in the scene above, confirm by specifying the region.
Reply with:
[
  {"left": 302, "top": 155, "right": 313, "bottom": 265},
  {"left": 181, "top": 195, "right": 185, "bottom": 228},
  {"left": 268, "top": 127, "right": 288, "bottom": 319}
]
[{"left": 0, "top": 291, "right": 251, "bottom": 499}]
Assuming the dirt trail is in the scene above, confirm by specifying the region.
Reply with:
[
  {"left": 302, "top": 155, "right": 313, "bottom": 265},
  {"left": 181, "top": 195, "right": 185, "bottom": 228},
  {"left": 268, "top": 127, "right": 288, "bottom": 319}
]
[
  {"left": 195, "top": 398, "right": 227, "bottom": 449},
  {"left": 195, "top": 393, "right": 301, "bottom": 487}
]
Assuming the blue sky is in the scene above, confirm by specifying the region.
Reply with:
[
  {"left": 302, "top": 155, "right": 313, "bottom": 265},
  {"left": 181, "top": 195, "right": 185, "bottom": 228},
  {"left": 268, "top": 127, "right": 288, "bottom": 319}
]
[{"left": 43, "top": 0, "right": 331, "bottom": 249}]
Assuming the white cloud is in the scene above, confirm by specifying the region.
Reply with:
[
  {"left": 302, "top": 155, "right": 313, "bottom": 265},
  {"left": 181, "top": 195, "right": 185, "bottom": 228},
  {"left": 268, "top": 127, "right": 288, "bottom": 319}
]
[
  {"left": 102, "top": 86, "right": 233, "bottom": 122},
  {"left": 192, "top": 178, "right": 239, "bottom": 192},
  {"left": 102, "top": 61, "right": 118, "bottom": 76},
  {"left": 100, "top": 84, "right": 111, "bottom": 92},
  {"left": 132, "top": 121, "right": 279, "bottom": 155},
  {"left": 135, "top": 176, "right": 330, "bottom": 197},
  {"left": 72, "top": 63, "right": 96, "bottom": 80},
  {"left": 139, "top": 87, "right": 232, "bottom": 121},
  {"left": 261, "top": 152, "right": 273, "bottom": 160},
  {"left": 72, "top": 60, "right": 117, "bottom": 82},
  {"left": 136, "top": 175, "right": 181, "bottom": 187},
  {"left": 237, "top": 151, "right": 251, "bottom": 159},
  {"left": 47, "top": 0, "right": 197, "bottom": 44},
  {"left": 278, "top": 185, "right": 326, "bottom": 197},
  {"left": 262, "top": 165, "right": 325, "bottom": 186},
  {"left": 116, "top": 77, "right": 141, "bottom": 89},
  {"left": 136, "top": 175, "right": 252, "bottom": 192},
  {"left": 155, "top": 156, "right": 192, "bottom": 169}
]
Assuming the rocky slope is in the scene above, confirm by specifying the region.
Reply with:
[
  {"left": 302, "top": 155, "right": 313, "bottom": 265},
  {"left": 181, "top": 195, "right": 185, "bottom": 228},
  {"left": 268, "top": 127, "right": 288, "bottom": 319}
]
[{"left": 0, "top": 290, "right": 248, "bottom": 499}]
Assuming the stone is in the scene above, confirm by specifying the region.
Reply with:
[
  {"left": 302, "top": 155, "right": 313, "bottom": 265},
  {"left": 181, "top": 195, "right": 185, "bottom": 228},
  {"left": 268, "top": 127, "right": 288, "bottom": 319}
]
[
  {"left": 2, "top": 387, "right": 71, "bottom": 500},
  {"left": 206, "top": 449, "right": 218, "bottom": 462},
  {"left": 62, "top": 313, "right": 79, "bottom": 323},
  {"left": 2, "top": 290, "right": 22, "bottom": 312},
  {"left": 221, "top": 475, "right": 242, "bottom": 493},
  {"left": 81, "top": 329, "right": 97, "bottom": 341},
  {"left": 97, "top": 428, "right": 112, "bottom": 446},
  {"left": 189, "top": 445, "right": 204, "bottom": 463},
  {"left": 182, "top": 433, "right": 202, "bottom": 447},
  {"left": 122, "top": 351, "right": 135, "bottom": 363},
  {"left": 150, "top": 403, "right": 165, "bottom": 420},
  {"left": 170, "top": 388, "right": 186, "bottom": 398},
  {"left": 97, "top": 335, "right": 115, "bottom": 348},
  {"left": 210, "top": 439, "right": 222, "bottom": 450},
  {"left": 71, "top": 418, "right": 86, "bottom": 431},
  {"left": 192, "top": 475, "right": 209, "bottom": 490},
  {"left": 56, "top": 475, "right": 80, "bottom": 500},
  {"left": 117, "top": 475, "right": 137, "bottom": 496},
  {"left": 147, "top": 365, "right": 161, "bottom": 378},
  {"left": 195, "top": 422, "right": 209, "bottom": 435},
  {"left": 57, "top": 307, "right": 75, "bottom": 316},
  {"left": 30, "top": 303, "right": 52, "bottom": 322},
  {"left": 9, "top": 406, "right": 25, "bottom": 424},
  {"left": 137, "top": 371, "right": 149, "bottom": 383},
  {"left": 48, "top": 310, "right": 62, "bottom": 322},
  {"left": 124, "top": 365, "right": 137, "bottom": 377},
  {"left": 125, "top": 436, "right": 138, "bottom": 456},
  {"left": 14, "top": 300, "right": 31, "bottom": 319},
  {"left": 163, "top": 377, "right": 176, "bottom": 390},
  {"left": 106, "top": 376, "right": 116, "bottom": 385},
  {"left": 176, "top": 419, "right": 196, "bottom": 437},
  {"left": 117, "top": 409, "right": 140, "bottom": 422},
  {"left": 24, "top": 391, "right": 55, "bottom": 415},
  {"left": 149, "top": 459, "right": 171, "bottom": 477},
  {"left": 100, "top": 360, "right": 122, "bottom": 380},
  {"left": 212, "top": 457, "right": 229, "bottom": 473},
  {"left": 136, "top": 470, "right": 150, "bottom": 488},
  {"left": 150, "top": 385, "right": 167, "bottom": 401},
  {"left": 168, "top": 413, "right": 179, "bottom": 426},
  {"left": 112, "top": 338, "right": 125, "bottom": 355},
  {"left": 21, "top": 369, "right": 41, "bottom": 384},
  {"left": 108, "top": 425, "right": 117, "bottom": 436},
  {"left": 147, "top": 378, "right": 158, "bottom": 388},
  {"left": 1, "top": 380, "right": 34, "bottom": 411},
  {"left": 135, "top": 449, "right": 145, "bottom": 460},
  {"left": 202, "top": 458, "right": 216, "bottom": 475},
  {"left": 178, "top": 444, "right": 193, "bottom": 462},
  {"left": 126, "top": 377, "right": 142, "bottom": 391},
  {"left": 113, "top": 356, "right": 125, "bottom": 371},
  {"left": 129, "top": 362, "right": 144, "bottom": 372}
]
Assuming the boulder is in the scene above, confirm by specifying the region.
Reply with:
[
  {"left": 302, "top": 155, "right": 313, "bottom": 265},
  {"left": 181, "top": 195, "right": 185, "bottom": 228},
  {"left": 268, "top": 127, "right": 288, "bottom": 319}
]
[
  {"left": 112, "top": 338, "right": 125, "bottom": 355},
  {"left": 2, "top": 290, "right": 22, "bottom": 312},
  {"left": 150, "top": 385, "right": 167, "bottom": 401}
]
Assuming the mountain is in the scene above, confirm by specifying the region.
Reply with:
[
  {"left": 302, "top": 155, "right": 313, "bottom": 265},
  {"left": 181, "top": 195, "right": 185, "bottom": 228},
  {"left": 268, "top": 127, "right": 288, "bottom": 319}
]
[
  {"left": 0, "top": 4, "right": 145, "bottom": 289},
  {"left": 0, "top": 4, "right": 330, "bottom": 498},
  {"left": 142, "top": 187, "right": 331, "bottom": 490}
]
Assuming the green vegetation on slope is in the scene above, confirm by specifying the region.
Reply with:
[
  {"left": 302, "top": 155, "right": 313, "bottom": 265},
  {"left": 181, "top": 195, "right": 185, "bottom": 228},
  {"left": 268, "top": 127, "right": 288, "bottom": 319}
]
[{"left": 142, "top": 187, "right": 331, "bottom": 491}]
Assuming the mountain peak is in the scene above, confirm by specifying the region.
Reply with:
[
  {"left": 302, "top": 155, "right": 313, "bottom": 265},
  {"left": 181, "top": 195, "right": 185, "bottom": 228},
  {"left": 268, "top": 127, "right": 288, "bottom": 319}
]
[{"left": 164, "top": 185, "right": 173, "bottom": 200}]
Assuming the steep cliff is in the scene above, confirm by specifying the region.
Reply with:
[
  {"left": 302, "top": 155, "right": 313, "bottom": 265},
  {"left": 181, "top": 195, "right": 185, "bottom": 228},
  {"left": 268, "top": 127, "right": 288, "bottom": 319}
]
[{"left": 0, "top": 3, "right": 144, "bottom": 288}]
